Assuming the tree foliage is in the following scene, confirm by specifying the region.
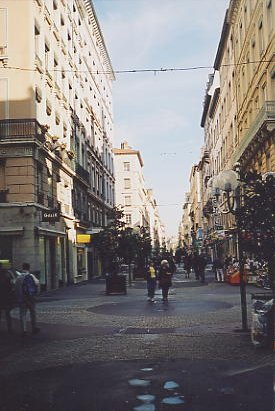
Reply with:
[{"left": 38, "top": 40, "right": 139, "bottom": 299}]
[
  {"left": 237, "top": 171, "right": 275, "bottom": 262},
  {"left": 94, "top": 207, "right": 152, "bottom": 275}
]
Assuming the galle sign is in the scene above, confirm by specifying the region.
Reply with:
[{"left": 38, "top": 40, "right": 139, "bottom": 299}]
[{"left": 41, "top": 209, "right": 60, "bottom": 222}]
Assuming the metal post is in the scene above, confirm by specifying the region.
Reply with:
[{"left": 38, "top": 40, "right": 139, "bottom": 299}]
[{"left": 235, "top": 186, "right": 248, "bottom": 332}]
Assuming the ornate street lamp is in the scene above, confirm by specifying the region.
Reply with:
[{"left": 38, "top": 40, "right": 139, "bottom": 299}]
[{"left": 212, "top": 164, "right": 249, "bottom": 332}]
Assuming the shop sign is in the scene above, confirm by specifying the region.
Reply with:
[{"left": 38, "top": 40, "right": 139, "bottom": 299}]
[
  {"left": 76, "top": 234, "right": 91, "bottom": 243},
  {"left": 41, "top": 209, "right": 60, "bottom": 222}
]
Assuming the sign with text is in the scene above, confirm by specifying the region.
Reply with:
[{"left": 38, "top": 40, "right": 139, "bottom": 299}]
[
  {"left": 76, "top": 234, "right": 91, "bottom": 243},
  {"left": 41, "top": 209, "right": 60, "bottom": 222}
]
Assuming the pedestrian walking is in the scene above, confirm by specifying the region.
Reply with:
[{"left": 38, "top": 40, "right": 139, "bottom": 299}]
[
  {"left": 212, "top": 257, "right": 224, "bottom": 282},
  {"left": 146, "top": 261, "right": 157, "bottom": 302},
  {"left": 158, "top": 260, "right": 172, "bottom": 302},
  {"left": 192, "top": 252, "right": 200, "bottom": 280},
  {"left": 183, "top": 253, "right": 192, "bottom": 279},
  {"left": 0, "top": 263, "right": 14, "bottom": 333},
  {"left": 15, "top": 262, "right": 40, "bottom": 336},
  {"left": 193, "top": 253, "right": 207, "bottom": 283}
]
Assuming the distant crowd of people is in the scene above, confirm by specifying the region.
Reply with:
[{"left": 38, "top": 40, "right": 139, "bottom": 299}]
[{"left": 0, "top": 262, "right": 40, "bottom": 336}]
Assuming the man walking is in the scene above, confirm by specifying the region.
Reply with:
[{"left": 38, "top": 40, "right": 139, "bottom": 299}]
[{"left": 15, "top": 263, "right": 40, "bottom": 336}]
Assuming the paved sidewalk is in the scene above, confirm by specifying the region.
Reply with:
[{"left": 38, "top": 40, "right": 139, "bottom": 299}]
[{"left": 0, "top": 267, "right": 274, "bottom": 410}]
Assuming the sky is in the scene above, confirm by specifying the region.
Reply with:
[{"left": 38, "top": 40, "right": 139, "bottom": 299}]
[{"left": 93, "top": 0, "right": 230, "bottom": 238}]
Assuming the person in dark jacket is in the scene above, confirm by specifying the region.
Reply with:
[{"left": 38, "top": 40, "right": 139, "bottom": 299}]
[
  {"left": 192, "top": 253, "right": 207, "bottom": 283},
  {"left": 212, "top": 257, "right": 224, "bottom": 282},
  {"left": 0, "top": 264, "right": 14, "bottom": 333},
  {"left": 158, "top": 260, "right": 172, "bottom": 302},
  {"left": 183, "top": 253, "right": 192, "bottom": 279}
]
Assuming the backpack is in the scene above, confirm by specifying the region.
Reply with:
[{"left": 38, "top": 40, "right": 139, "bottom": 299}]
[{"left": 22, "top": 274, "right": 38, "bottom": 297}]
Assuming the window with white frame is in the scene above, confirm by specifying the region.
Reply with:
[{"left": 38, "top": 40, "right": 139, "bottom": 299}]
[
  {"left": 123, "top": 162, "right": 130, "bottom": 171},
  {"left": 125, "top": 196, "right": 131, "bottom": 206},
  {"left": 124, "top": 178, "right": 131, "bottom": 189}
]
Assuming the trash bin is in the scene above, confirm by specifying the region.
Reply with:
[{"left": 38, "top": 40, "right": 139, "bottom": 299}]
[
  {"left": 251, "top": 293, "right": 274, "bottom": 348},
  {"left": 105, "top": 273, "right": 127, "bottom": 295}
]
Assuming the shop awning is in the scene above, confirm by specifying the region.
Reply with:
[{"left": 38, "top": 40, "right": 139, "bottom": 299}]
[
  {"left": 35, "top": 227, "right": 66, "bottom": 237},
  {"left": 0, "top": 227, "right": 24, "bottom": 235}
]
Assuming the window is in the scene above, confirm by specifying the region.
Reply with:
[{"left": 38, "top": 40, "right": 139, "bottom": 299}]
[
  {"left": 123, "top": 162, "right": 130, "bottom": 171},
  {"left": 124, "top": 178, "right": 131, "bottom": 189},
  {"left": 125, "top": 214, "right": 132, "bottom": 225},
  {"left": 125, "top": 196, "right": 131, "bottom": 206},
  {"left": 0, "top": 9, "right": 7, "bottom": 57},
  {"left": 258, "top": 19, "right": 264, "bottom": 54}
]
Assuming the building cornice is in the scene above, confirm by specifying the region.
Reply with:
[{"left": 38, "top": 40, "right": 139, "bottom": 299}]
[
  {"left": 83, "top": 0, "right": 115, "bottom": 81},
  {"left": 113, "top": 148, "right": 144, "bottom": 167},
  {"left": 213, "top": 10, "right": 230, "bottom": 70}
]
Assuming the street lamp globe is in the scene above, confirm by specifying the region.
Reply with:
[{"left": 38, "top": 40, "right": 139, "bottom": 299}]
[
  {"left": 207, "top": 175, "right": 220, "bottom": 197},
  {"left": 215, "top": 170, "right": 239, "bottom": 192}
]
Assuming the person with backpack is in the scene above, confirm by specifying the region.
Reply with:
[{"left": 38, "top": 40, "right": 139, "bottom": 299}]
[
  {"left": 15, "top": 262, "right": 40, "bottom": 336},
  {"left": 0, "top": 263, "right": 14, "bottom": 333}
]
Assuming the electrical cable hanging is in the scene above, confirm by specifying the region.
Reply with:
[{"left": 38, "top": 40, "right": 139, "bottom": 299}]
[{"left": 2, "top": 58, "right": 274, "bottom": 76}]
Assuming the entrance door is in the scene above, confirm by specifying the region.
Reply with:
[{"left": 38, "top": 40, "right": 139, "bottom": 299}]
[
  {"left": 87, "top": 251, "right": 93, "bottom": 279},
  {"left": 49, "top": 238, "right": 56, "bottom": 289}
]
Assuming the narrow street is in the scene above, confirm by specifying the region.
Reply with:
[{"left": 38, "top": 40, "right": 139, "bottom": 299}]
[{"left": 0, "top": 266, "right": 274, "bottom": 411}]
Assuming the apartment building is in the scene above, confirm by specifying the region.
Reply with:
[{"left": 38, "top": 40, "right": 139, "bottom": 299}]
[
  {"left": 113, "top": 142, "right": 149, "bottom": 229},
  {"left": 196, "top": 0, "right": 275, "bottom": 259},
  {"left": 113, "top": 141, "right": 166, "bottom": 251},
  {"left": 0, "top": 0, "right": 115, "bottom": 289}
]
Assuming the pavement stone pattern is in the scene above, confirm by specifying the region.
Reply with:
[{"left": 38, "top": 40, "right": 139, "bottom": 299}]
[{"left": 0, "top": 266, "right": 274, "bottom": 377}]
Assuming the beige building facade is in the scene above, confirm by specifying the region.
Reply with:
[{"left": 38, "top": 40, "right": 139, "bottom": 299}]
[
  {"left": 184, "top": 0, "right": 275, "bottom": 258},
  {"left": 0, "top": 0, "right": 115, "bottom": 289},
  {"left": 113, "top": 142, "right": 166, "bottom": 252}
]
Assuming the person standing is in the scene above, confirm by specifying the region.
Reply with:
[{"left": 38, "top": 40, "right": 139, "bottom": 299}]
[
  {"left": 183, "top": 253, "right": 192, "bottom": 279},
  {"left": 192, "top": 252, "right": 200, "bottom": 280},
  {"left": 158, "top": 260, "right": 172, "bottom": 302},
  {"left": 15, "top": 263, "right": 40, "bottom": 336},
  {"left": 197, "top": 253, "right": 208, "bottom": 283},
  {"left": 212, "top": 257, "right": 224, "bottom": 282},
  {"left": 146, "top": 261, "right": 157, "bottom": 302},
  {"left": 0, "top": 264, "right": 14, "bottom": 333}
]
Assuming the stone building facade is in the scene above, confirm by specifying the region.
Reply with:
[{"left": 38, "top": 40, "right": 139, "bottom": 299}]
[
  {"left": 184, "top": 0, "right": 275, "bottom": 258},
  {"left": 0, "top": 0, "right": 115, "bottom": 288}
]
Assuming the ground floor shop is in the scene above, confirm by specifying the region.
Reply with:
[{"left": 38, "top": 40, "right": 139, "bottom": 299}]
[{"left": 0, "top": 205, "right": 103, "bottom": 290}]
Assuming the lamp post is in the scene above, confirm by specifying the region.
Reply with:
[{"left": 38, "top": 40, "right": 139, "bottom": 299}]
[{"left": 212, "top": 165, "right": 249, "bottom": 332}]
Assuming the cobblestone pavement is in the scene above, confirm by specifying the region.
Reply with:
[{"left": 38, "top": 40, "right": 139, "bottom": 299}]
[{"left": 0, "top": 266, "right": 274, "bottom": 410}]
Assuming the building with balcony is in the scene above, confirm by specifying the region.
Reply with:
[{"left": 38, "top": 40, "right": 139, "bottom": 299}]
[
  {"left": 0, "top": 0, "right": 115, "bottom": 289},
  {"left": 197, "top": 0, "right": 275, "bottom": 260}
]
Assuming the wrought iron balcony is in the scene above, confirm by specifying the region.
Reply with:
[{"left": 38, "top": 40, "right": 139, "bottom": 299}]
[
  {"left": 0, "top": 119, "right": 46, "bottom": 143},
  {"left": 233, "top": 101, "right": 275, "bottom": 163},
  {"left": 75, "top": 163, "right": 90, "bottom": 184}
]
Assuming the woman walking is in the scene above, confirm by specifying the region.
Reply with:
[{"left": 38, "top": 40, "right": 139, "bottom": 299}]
[
  {"left": 146, "top": 261, "right": 157, "bottom": 302},
  {"left": 158, "top": 260, "right": 172, "bottom": 302}
]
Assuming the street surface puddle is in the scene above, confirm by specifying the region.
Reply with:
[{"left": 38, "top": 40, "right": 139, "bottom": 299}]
[
  {"left": 134, "top": 404, "right": 155, "bottom": 411},
  {"left": 136, "top": 394, "right": 155, "bottom": 402},
  {"left": 161, "top": 396, "right": 185, "bottom": 405},
  {"left": 164, "top": 381, "right": 179, "bottom": 390},
  {"left": 129, "top": 379, "right": 151, "bottom": 388}
]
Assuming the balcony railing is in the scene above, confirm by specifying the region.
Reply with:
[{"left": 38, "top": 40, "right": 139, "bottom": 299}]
[
  {"left": 0, "top": 119, "right": 46, "bottom": 143},
  {"left": 76, "top": 163, "right": 90, "bottom": 184},
  {"left": 233, "top": 101, "right": 275, "bottom": 163}
]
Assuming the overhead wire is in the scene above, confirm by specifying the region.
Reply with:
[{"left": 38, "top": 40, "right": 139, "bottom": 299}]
[{"left": 1, "top": 59, "right": 274, "bottom": 76}]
